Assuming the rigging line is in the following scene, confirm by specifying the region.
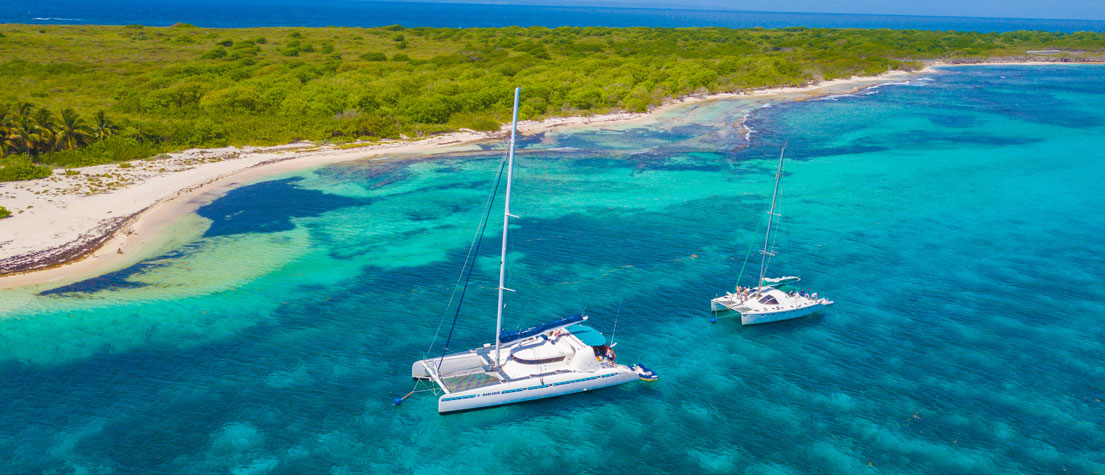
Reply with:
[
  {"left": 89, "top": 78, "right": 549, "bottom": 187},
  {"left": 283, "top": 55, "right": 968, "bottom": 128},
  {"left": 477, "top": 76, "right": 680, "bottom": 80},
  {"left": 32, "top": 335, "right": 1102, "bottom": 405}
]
[
  {"left": 399, "top": 380, "right": 440, "bottom": 402},
  {"left": 758, "top": 142, "right": 786, "bottom": 290},
  {"left": 780, "top": 173, "right": 795, "bottom": 274},
  {"left": 766, "top": 215, "right": 780, "bottom": 279},
  {"left": 735, "top": 215, "right": 764, "bottom": 286},
  {"left": 434, "top": 156, "right": 509, "bottom": 373},
  {"left": 610, "top": 299, "right": 622, "bottom": 347},
  {"left": 425, "top": 154, "right": 509, "bottom": 354},
  {"left": 767, "top": 182, "right": 787, "bottom": 278},
  {"left": 769, "top": 177, "right": 784, "bottom": 249}
]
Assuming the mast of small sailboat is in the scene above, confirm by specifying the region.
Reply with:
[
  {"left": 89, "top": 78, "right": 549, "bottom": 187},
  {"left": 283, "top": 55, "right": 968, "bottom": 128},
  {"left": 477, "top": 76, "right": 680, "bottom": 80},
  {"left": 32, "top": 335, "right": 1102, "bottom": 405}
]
[
  {"left": 494, "top": 87, "right": 521, "bottom": 368},
  {"left": 756, "top": 145, "right": 786, "bottom": 296}
]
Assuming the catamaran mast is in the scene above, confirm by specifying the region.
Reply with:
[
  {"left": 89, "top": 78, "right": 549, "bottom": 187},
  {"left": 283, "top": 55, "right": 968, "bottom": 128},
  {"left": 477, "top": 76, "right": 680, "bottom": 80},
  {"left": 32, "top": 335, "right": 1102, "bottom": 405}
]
[
  {"left": 757, "top": 145, "right": 786, "bottom": 295},
  {"left": 494, "top": 87, "right": 521, "bottom": 368}
]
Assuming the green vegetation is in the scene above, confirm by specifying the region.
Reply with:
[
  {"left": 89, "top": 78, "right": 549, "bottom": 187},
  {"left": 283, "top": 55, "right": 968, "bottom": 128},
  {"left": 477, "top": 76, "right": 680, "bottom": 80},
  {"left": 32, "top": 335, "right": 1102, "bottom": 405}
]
[
  {"left": 0, "top": 155, "right": 52, "bottom": 181},
  {"left": 0, "top": 24, "right": 1102, "bottom": 180},
  {"left": 0, "top": 102, "right": 131, "bottom": 170},
  {"left": 0, "top": 206, "right": 10, "bottom": 219}
]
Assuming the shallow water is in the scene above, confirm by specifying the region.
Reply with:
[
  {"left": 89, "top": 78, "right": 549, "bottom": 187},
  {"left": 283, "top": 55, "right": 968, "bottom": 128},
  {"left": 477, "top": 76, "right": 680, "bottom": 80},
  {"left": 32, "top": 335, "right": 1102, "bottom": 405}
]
[{"left": 3, "top": 65, "right": 1104, "bottom": 473}]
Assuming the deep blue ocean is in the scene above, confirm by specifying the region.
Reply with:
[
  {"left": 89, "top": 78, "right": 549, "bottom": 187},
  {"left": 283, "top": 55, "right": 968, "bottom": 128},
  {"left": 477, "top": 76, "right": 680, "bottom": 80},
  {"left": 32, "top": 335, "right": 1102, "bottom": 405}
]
[
  {"left": 5, "top": 0, "right": 1105, "bottom": 32},
  {"left": 2, "top": 65, "right": 1104, "bottom": 473}
]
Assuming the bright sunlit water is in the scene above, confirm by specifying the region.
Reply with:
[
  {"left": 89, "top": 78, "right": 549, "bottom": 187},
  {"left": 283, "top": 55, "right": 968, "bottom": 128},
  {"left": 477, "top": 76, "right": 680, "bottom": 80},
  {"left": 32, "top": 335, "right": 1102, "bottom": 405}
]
[{"left": 2, "top": 65, "right": 1104, "bottom": 473}]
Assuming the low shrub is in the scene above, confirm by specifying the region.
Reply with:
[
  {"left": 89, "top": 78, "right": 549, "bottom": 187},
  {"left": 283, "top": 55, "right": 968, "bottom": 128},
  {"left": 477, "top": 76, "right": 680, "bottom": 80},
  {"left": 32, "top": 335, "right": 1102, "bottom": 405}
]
[
  {"left": 0, "top": 156, "right": 52, "bottom": 182},
  {"left": 37, "top": 136, "right": 163, "bottom": 168},
  {"left": 359, "top": 52, "right": 387, "bottom": 61}
]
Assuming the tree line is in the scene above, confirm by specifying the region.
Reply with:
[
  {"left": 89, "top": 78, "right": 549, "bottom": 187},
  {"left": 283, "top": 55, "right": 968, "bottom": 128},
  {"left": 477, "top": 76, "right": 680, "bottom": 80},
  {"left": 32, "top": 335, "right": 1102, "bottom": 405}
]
[
  {"left": 1, "top": 103, "right": 118, "bottom": 157},
  {"left": 0, "top": 24, "right": 1102, "bottom": 181},
  {"left": 0, "top": 103, "right": 126, "bottom": 180}
]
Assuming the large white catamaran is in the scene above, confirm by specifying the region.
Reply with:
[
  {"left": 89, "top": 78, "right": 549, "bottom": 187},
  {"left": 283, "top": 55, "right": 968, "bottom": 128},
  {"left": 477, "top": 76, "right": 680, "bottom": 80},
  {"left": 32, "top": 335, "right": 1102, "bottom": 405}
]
[
  {"left": 710, "top": 146, "right": 833, "bottom": 325},
  {"left": 409, "top": 88, "right": 656, "bottom": 414}
]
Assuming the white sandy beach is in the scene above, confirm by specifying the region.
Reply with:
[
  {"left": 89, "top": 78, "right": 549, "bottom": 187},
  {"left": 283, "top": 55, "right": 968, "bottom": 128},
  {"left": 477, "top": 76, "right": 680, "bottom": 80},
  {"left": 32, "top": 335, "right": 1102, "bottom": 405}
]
[{"left": 0, "top": 66, "right": 938, "bottom": 289}]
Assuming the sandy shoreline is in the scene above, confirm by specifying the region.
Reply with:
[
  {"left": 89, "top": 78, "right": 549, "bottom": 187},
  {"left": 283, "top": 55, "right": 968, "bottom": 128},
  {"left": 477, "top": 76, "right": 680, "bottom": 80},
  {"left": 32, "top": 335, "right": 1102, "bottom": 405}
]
[
  {"left": 0, "top": 60, "right": 1095, "bottom": 290},
  {"left": 0, "top": 133, "right": 496, "bottom": 289}
]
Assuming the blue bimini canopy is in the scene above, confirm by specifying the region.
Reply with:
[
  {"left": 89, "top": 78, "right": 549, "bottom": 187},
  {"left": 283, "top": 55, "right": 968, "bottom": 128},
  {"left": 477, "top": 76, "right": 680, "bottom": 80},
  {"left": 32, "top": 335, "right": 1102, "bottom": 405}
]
[
  {"left": 567, "top": 325, "right": 607, "bottom": 347},
  {"left": 499, "top": 314, "right": 585, "bottom": 345}
]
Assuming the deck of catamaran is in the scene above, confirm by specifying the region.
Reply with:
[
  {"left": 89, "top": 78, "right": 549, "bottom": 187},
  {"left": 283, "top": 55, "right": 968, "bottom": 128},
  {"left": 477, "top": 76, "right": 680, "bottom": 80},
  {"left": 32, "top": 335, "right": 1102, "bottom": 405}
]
[{"left": 412, "top": 314, "right": 654, "bottom": 413}]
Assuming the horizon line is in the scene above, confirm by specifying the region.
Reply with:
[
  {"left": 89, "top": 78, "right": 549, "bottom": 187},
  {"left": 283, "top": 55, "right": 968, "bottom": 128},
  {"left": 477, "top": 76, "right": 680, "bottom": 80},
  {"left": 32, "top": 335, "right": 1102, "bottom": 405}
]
[{"left": 357, "top": 0, "right": 1105, "bottom": 23}]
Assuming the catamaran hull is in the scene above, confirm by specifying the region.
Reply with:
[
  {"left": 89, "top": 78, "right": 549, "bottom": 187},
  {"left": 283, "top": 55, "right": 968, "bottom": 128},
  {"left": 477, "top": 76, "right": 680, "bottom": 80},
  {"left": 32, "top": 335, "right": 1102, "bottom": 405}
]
[
  {"left": 711, "top": 298, "right": 729, "bottom": 313},
  {"left": 437, "top": 368, "right": 639, "bottom": 414},
  {"left": 741, "top": 302, "right": 829, "bottom": 325}
]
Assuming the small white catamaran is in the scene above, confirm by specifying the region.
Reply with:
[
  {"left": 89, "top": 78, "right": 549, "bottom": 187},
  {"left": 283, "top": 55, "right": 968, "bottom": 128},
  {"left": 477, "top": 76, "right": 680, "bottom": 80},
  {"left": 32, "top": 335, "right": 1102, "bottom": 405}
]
[
  {"left": 409, "top": 88, "right": 656, "bottom": 414},
  {"left": 711, "top": 146, "right": 833, "bottom": 325}
]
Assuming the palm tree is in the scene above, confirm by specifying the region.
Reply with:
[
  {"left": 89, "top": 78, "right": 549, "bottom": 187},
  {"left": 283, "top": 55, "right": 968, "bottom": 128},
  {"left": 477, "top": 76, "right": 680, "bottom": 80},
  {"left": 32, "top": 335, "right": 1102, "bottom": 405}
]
[
  {"left": 0, "top": 104, "right": 27, "bottom": 157},
  {"left": 55, "top": 108, "right": 92, "bottom": 151},
  {"left": 16, "top": 102, "right": 34, "bottom": 117},
  {"left": 32, "top": 107, "right": 56, "bottom": 128},
  {"left": 0, "top": 104, "right": 10, "bottom": 156},
  {"left": 11, "top": 116, "right": 40, "bottom": 156},
  {"left": 0, "top": 103, "right": 109, "bottom": 157},
  {"left": 32, "top": 107, "right": 58, "bottom": 152},
  {"left": 92, "top": 110, "right": 118, "bottom": 140}
]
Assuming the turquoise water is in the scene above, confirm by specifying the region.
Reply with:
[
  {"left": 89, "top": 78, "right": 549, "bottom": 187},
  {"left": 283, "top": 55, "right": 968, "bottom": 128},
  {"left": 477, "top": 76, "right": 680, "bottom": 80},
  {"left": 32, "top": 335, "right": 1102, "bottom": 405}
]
[{"left": 3, "top": 66, "right": 1105, "bottom": 473}]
